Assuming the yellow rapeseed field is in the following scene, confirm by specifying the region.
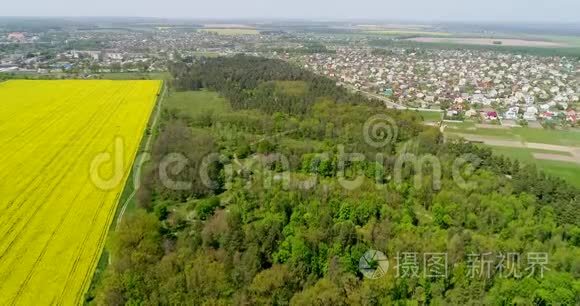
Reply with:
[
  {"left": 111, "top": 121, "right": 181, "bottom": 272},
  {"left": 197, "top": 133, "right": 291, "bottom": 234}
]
[{"left": 0, "top": 80, "right": 161, "bottom": 305}]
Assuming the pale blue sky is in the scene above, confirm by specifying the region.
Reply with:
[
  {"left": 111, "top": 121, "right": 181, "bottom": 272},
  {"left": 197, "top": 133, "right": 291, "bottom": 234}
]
[{"left": 3, "top": 0, "right": 579, "bottom": 23}]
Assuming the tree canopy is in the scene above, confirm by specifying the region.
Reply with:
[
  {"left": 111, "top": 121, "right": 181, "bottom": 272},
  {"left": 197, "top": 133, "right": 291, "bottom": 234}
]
[{"left": 89, "top": 55, "right": 580, "bottom": 305}]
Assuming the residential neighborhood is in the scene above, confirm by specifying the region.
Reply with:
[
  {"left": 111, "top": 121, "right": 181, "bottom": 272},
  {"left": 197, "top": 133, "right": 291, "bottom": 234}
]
[
  {"left": 289, "top": 47, "right": 579, "bottom": 127},
  {"left": 2, "top": 23, "right": 579, "bottom": 128},
  {"left": 0, "top": 27, "right": 276, "bottom": 74}
]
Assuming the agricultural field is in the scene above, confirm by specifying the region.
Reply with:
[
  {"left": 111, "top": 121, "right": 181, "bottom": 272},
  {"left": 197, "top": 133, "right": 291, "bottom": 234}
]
[
  {"left": 364, "top": 30, "right": 451, "bottom": 36},
  {"left": 444, "top": 123, "right": 580, "bottom": 187},
  {"left": 491, "top": 146, "right": 580, "bottom": 188},
  {"left": 0, "top": 80, "right": 160, "bottom": 304},
  {"left": 198, "top": 28, "right": 260, "bottom": 35},
  {"left": 407, "top": 37, "right": 567, "bottom": 47},
  {"left": 1, "top": 72, "right": 171, "bottom": 81},
  {"left": 445, "top": 124, "right": 580, "bottom": 147},
  {"left": 98, "top": 72, "right": 171, "bottom": 80},
  {"left": 354, "top": 24, "right": 450, "bottom": 36}
]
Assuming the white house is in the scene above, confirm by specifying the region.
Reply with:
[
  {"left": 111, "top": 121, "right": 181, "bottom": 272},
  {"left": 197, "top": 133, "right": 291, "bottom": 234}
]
[
  {"left": 526, "top": 106, "right": 538, "bottom": 114},
  {"left": 465, "top": 109, "right": 478, "bottom": 118},
  {"left": 523, "top": 112, "right": 537, "bottom": 121},
  {"left": 504, "top": 110, "right": 518, "bottom": 120},
  {"left": 524, "top": 95, "right": 535, "bottom": 105},
  {"left": 447, "top": 110, "right": 458, "bottom": 117}
]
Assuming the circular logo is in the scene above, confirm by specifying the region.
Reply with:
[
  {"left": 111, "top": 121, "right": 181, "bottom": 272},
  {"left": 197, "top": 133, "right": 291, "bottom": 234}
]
[
  {"left": 363, "top": 114, "right": 398, "bottom": 148},
  {"left": 359, "top": 249, "right": 389, "bottom": 279}
]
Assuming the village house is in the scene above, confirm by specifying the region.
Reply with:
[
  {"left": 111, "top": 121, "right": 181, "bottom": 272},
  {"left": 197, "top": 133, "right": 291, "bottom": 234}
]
[
  {"left": 567, "top": 109, "right": 578, "bottom": 123},
  {"left": 480, "top": 107, "right": 498, "bottom": 121},
  {"left": 7, "top": 32, "right": 26, "bottom": 42},
  {"left": 504, "top": 106, "right": 519, "bottom": 120},
  {"left": 523, "top": 111, "right": 537, "bottom": 121},
  {"left": 465, "top": 109, "right": 478, "bottom": 118}
]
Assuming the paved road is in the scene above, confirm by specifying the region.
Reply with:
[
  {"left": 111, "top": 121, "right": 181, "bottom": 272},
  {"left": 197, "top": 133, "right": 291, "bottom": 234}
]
[{"left": 346, "top": 85, "right": 444, "bottom": 113}]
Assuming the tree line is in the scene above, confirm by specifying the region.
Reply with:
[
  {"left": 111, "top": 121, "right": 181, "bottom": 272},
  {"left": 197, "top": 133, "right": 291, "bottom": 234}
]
[{"left": 169, "top": 54, "right": 382, "bottom": 115}]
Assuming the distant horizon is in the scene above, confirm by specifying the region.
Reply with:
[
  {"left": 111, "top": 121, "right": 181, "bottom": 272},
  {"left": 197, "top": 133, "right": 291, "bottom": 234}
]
[
  {"left": 0, "top": 16, "right": 579, "bottom": 27},
  {"left": 1, "top": 0, "right": 579, "bottom": 24}
]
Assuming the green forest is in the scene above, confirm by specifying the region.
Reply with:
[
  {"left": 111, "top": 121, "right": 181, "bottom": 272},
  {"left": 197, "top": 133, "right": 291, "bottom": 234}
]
[{"left": 90, "top": 55, "right": 580, "bottom": 305}]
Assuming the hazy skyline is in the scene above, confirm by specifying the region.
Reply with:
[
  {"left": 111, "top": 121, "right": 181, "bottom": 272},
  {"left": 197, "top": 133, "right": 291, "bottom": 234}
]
[{"left": 2, "top": 0, "right": 579, "bottom": 23}]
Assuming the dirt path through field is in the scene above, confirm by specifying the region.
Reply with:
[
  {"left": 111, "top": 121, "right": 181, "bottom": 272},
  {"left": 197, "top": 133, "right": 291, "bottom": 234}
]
[
  {"left": 533, "top": 153, "right": 579, "bottom": 164},
  {"left": 115, "top": 84, "right": 167, "bottom": 230}
]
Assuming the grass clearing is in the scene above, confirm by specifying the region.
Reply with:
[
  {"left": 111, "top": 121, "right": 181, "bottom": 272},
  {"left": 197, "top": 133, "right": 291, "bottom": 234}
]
[
  {"left": 444, "top": 120, "right": 477, "bottom": 130},
  {"left": 99, "top": 72, "right": 170, "bottom": 80},
  {"left": 512, "top": 128, "right": 580, "bottom": 147},
  {"left": 417, "top": 110, "right": 443, "bottom": 122},
  {"left": 274, "top": 80, "right": 308, "bottom": 96},
  {"left": 491, "top": 146, "right": 571, "bottom": 162},
  {"left": 535, "top": 160, "right": 580, "bottom": 188},
  {"left": 164, "top": 90, "right": 230, "bottom": 117},
  {"left": 447, "top": 124, "right": 580, "bottom": 147},
  {"left": 488, "top": 146, "right": 580, "bottom": 187},
  {"left": 448, "top": 123, "right": 580, "bottom": 187}
]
